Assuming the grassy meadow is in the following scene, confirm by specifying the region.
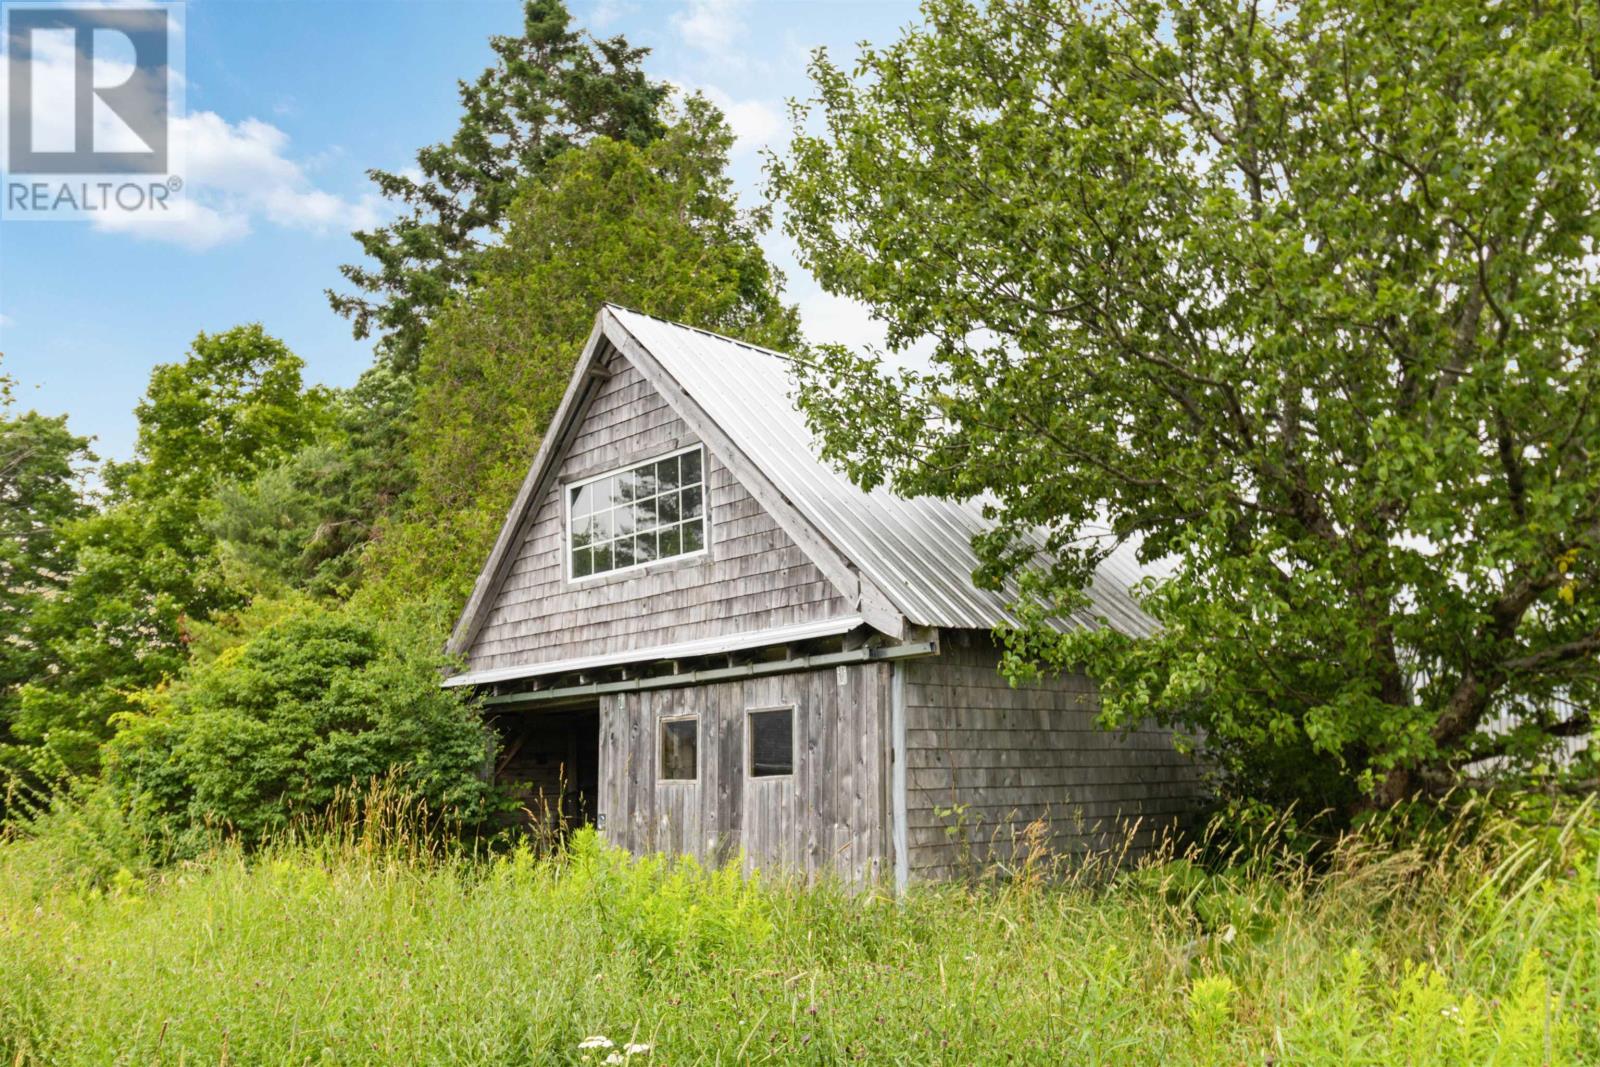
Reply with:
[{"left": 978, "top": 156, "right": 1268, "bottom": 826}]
[{"left": 0, "top": 799, "right": 1595, "bottom": 1066}]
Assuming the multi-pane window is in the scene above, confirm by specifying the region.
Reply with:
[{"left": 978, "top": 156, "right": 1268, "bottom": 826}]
[
  {"left": 569, "top": 446, "right": 706, "bottom": 579},
  {"left": 747, "top": 707, "right": 794, "bottom": 778},
  {"left": 660, "top": 716, "right": 699, "bottom": 781}
]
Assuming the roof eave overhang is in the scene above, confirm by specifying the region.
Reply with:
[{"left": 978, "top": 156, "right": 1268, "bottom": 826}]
[{"left": 443, "top": 614, "right": 870, "bottom": 689}]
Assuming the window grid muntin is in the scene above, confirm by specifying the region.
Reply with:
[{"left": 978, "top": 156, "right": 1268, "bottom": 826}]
[{"left": 569, "top": 446, "right": 707, "bottom": 580}]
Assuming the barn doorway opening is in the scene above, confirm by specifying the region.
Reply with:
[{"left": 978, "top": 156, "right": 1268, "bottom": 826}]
[{"left": 489, "top": 704, "right": 600, "bottom": 834}]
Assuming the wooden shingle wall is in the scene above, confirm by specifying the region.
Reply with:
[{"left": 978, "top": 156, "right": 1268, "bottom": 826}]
[
  {"left": 902, "top": 636, "right": 1205, "bottom": 881},
  {"left": 465, "top": 358, "right": 854, "bottom": 673},
  {"left": 598, "top": 663, "right": 892, "bottom": 884}
]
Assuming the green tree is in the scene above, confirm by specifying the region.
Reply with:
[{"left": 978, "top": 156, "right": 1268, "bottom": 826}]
[
  {"left": 105, "top": 607, "right": 493, "bottom": 850},
  {"left": 329, "top": 0, "right": 668, "bottom": 370},
  {"left": 0, "top": 383, "right": 96, "bottom": 800},
  {"left": 12, "top": 327, "right": 331, "bottom": 784},
  {"left": 113, "top": 324, "right": 332, "bottom": 503},
  {"left": 769, "top": 0, "right": 1600, "bottom": 810},
  {"left": 209, "top": 364, "right": 416, "bottom": 598},
  {"left": 366, "top": 97, "right": 799, "bottom": 610}
]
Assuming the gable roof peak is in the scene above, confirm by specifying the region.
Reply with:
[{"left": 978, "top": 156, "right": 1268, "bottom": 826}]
[{"left": 448, "top": 306, "right": 1156, "bottom": 662}]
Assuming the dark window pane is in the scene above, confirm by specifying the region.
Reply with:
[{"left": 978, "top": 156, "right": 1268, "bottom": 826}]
[
  {"left": 656, "top": 490, "right": 681, "bottom": 525},
  {"left": 571, "top": 546, "right": 593, "bottom": 578},
  {"left": 634, "top": 496, "right": 657, "bottom": 530},
  {"left": 592, "top": 542, "right": 613, "bottom": 573},
  {"left": 571, "top": 483, "right": 593, "bottom": 517},
  {"left": 659, "top": 524, "right": 681, "bottom": 557},
  {"left": 749, "top": 708, "right": 794, "bottom": 777},
  {"left": 682, "top": 485, "right": 703, "bottom": 520},
  {"left": 681, "top": 448, "right": 702, "bottom": 485},
  {"left": 635, "top": 530, "right": 658, "bottom": 564},
  {"left": 657, "top": 455, "right": 680, "bottom": 490},
  {"left": 613, "top": 536, "right": 636, "bottom": 569},
  {"left": 682, "top": 519, "right": 704, "bottom": 553},
  {"left": 613, "top": 503, "right": 635, "bottom": 537},
  {"left": 661, "top": 718, "right": 698, "bottom": 780},
  {"left": 636, "top": 466, "right": 657, "bottom": 498}
]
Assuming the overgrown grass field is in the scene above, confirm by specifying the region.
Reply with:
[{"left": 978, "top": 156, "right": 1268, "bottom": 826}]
[{"left": 1, "top": 802, "right": 1595, "bottom": 1065}]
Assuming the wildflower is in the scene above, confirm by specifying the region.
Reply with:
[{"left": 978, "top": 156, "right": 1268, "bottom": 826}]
[
  {"left": 624, "top": 1043, "right": 653, "bottom": 1055},
  {"left": 1440, "top": 1005, "right": 1461, "bottom": 1021},
  {"left": 605, "top": 1055, "right": 625, "bottom": 1065},
  {"left": 578, "top": 1036, "right": 614, "bottom": 1050},
  {"left": 1220, "top": 924, "right": 1237, "bottom": 945}
]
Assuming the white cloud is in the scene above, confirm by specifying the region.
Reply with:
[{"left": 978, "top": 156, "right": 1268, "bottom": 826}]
[
  {"left": 0, "top": 27, "right": 376, "bottom": 250},
  {"left": 93, "top": 194, "right": 251, "bottom": 251},
  {"left": 588, "top": 0, "right": 635, "bottom": 30},
  {"left": 798, "top": 288, "right": 888, "bottom": 351},
  {"left": 716, "top": 93, "right": 784, "bottom": 154},
  {"left": 0, "top": 313, "right": 13, "bottom": 329},
  {"left": 697, "top": 86, "right": 781, "bottom": 156},
  {"left": 673, "top": 0, "right": 746, "bottom": 57},
  {"left": 92, "top": 110, "right": 383, "bottom": 250}
]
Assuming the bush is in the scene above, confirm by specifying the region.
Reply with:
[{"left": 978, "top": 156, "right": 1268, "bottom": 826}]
[
  {"left": 104, "top": 606, "right": 493, "bottom": 850},
  {"left": 0, "top": 800, "right": 1593, "bottom": 1064}
]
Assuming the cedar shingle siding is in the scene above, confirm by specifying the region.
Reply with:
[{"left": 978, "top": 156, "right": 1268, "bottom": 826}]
[{"left": 449, "top": 307, "right": 1206, "bottom": 885}]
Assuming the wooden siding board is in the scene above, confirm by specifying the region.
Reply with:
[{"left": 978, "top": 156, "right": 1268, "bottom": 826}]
[
  {"left": 597, "top": 664, "right": 891, "bottom": 883},
  {"left": 463, "top": 361, "right": 854, "bottom": 673}
]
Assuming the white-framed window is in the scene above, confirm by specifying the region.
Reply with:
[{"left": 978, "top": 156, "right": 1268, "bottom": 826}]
[
  {"left": 567, "top": 445, "right": 707, "bottom": 580},
  {"left": 659, "top": 714, "right": 699, "bottom": 782},
  {"left": 746, "top": 705, "right": 795, "bottom": 778}
]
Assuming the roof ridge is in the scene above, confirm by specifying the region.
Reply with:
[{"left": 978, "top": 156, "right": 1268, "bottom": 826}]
[{"left": 602, "top": 303, "right": 798, "bottom": 364}]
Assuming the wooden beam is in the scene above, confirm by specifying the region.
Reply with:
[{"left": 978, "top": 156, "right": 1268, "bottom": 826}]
[{"left": 482, "top": 640, "right": 939, "bottom": 708}]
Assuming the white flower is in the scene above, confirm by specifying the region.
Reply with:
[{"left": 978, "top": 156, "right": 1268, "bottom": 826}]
[
  {"left": 578, "top": 1036, "right": 614, "bottom": 1050},
  {"left": 1219, "top": 924, "right": 1237, "bottom": 945},
  {"left": 1440, "top": 1005, "right": 1461, "bottom": 1021},
  {"left": 624, "top": 1043, "right": 653, "bottom": 1055},
  {"left": 605, "top": 1054, "right": 625, "bottom": 1065}
]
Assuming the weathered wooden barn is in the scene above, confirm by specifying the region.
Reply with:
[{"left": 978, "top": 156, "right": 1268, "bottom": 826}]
[{"left": 444, "top": 305, "right": 1204, "bottom": 886}]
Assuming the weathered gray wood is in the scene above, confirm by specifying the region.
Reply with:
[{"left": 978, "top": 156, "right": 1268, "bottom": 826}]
[
  {"left": 463, "top": 358, "right": 857, "bottom": 674},
  {"left": 448, "top": 320, "right": 609, "bottom": 657},
  {"left": 900, "top": 637, "right": 1202, "bottom": 879},
  {"left": 595, "top": 662, "right": 893, "bottom": 883},
  {"left": 605, "top": 314, "right": 908, "bottom": 639}
]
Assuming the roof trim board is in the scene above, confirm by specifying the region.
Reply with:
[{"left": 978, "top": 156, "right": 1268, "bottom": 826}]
[
  {"left": 446, "top": 307, "right": 901, "bottom": 662},
  {"left": 447, "top": 318, "right": 611, "bottom": 658},
  {"left": 604, "top": 312, "right": 907, "bottom": 637},
  {"left": 448, "top": 303, "right": 1157, "bottom": 674},
  {"left": 443, "top": 614, "right": 870, "bottom": 688}
]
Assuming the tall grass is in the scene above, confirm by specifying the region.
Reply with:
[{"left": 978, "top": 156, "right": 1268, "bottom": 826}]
[{"left": 0, "top": 795, "right": 1594, "bottom": 1065}]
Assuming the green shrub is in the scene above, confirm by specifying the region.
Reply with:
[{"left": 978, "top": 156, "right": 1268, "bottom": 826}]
[
  {"left": 103, "top": 606, "right": 492, "bottom": 850},
  {"left": 0, "top": 801, "right": 1593, "bottom": 1065}
]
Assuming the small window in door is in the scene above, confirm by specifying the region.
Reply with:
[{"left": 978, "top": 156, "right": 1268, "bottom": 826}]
[
  {"left": 747, "top": 706, "right": 794, "bottom": 778},
  {"left": 659, "top": 716, "right": 698, "bottom": 781}
]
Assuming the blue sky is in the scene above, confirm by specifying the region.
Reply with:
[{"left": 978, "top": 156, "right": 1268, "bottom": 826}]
[{"left": 0, "top": 0, "right": 920, "bottom": 461}]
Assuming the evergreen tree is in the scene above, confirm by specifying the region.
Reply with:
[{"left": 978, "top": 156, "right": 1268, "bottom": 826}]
[
  {"left": 328, "top": 0, "right": 668, "bottom": 370},
  {"left": 365, "top": 97, "right": 800, "bottom": 612}
]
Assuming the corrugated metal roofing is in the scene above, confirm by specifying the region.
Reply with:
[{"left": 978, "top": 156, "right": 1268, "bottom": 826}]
[{"left": 606, "top": 306, "right": 1156, "bottom": 636}]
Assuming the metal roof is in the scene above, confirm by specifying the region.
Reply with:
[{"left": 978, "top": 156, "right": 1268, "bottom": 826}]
[{"left": 605, "top": 306, "right": 1156, "bottom": 636}]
